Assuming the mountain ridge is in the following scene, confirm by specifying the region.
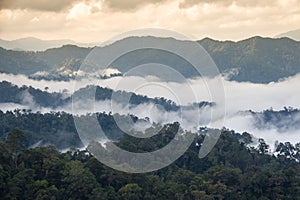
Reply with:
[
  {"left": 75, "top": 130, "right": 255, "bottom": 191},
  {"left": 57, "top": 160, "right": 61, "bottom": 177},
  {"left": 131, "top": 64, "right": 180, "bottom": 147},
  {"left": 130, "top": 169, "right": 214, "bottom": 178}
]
[
  {"left": 276, "top": 29, "right": 300, "bottom": 41},
  {"left": 0, "top": 37, "right": 98, "bottom": 51},
  {"left": 1, "top": 36, "right": 300, "bottom": 83}
]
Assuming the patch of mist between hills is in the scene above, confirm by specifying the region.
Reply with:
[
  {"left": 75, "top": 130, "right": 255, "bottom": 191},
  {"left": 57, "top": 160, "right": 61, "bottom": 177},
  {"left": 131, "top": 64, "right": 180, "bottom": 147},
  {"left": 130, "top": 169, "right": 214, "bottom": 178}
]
[
  {"left": 28, "top": 140, "right": 56, "bottom": 149},
  {"left": 0, "top": 72, "right": 96, "bottom": 95},
  {"left": 19, "top": 89, "right": 37, "bottom": 108},
  {"left": 0, "top": 90, "right": 38, "bottom": 111},
  {"left": 55, "top": 99, "right": 211, "bottom": 133},
  {"left": 223, "top": 112, "right": 300, "bottom": 147},
  {"left": 0, "top": 103, "right": 28, "bottom": 111}
]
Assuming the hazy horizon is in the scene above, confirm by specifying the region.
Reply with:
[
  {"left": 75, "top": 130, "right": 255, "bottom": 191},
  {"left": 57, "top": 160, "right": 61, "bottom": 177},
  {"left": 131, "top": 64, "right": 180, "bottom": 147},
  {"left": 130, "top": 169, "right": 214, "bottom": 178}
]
[{"left": 0, "top": 33, "right": 298, "bottom": 43}]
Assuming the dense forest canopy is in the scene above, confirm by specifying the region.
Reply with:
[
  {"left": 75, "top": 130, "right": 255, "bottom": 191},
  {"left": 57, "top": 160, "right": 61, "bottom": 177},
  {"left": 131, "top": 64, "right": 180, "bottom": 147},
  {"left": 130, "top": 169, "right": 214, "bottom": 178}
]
[{"left": 0, "top": 125, "right": 299, "bottom": 199}]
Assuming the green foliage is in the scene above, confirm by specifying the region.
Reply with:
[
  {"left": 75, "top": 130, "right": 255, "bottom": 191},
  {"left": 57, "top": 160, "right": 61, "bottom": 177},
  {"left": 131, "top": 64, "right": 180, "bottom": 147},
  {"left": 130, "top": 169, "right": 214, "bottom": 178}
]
[
  {"left": 119, "top": 183, "right": 142, "bottom": 200},
  {"left": 61, "top": 160, "right": 101, "bottom": 199},
  {"left": 0, "top": 110, "right": 81, "bottom": 149},
  {"left": 0, "top": 124, "right": 299, "bottom": 199},
  {"left": 6, "top": 128, "right": 27, "bottom": 155}
]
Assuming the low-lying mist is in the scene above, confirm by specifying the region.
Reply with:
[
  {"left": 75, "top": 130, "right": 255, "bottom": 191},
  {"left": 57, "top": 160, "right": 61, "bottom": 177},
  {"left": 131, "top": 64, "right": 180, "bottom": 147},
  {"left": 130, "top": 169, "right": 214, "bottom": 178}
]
[{"left": 1, "top": 72, "right": 299, "bottom": 145}]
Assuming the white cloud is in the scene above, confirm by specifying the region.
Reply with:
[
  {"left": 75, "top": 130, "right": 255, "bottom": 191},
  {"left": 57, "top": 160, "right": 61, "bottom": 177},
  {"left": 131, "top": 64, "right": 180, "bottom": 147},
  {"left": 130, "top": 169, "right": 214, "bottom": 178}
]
[{"left": 1, "top": 72, "right": 300, "bottom": 145}]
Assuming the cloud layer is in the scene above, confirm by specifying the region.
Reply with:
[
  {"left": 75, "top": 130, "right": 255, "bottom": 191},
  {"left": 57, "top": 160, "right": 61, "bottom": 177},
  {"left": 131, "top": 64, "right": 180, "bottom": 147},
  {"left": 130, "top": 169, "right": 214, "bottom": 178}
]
[
  {"left": 1, "top": 72, "right": 300, "bottom": 111},
  {"left": 0, "top": 0, "right": 299, "bottom": 42},
  {"left": 0, "top": 0, "right": 78, "bottom": 12},
  {"left": 0, "top": 72, "right": 299, "bottom": 145},
  {"left": 103, "top": 0, "right": 168, "bottom": 11},
  {"left": 179, "top": 0, "right": 277, "bottom": 8}
]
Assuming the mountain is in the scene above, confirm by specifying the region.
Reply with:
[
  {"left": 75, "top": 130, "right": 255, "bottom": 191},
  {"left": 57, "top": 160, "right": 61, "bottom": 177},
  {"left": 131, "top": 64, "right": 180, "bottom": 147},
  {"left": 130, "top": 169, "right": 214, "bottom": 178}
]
[
  {"left": 0, "top": 45, "right": 91, "bottom": 74},
  {"left": 0, "top": 37, "right": 97, "bottom": 51},
  {"left": 1, "top": 36, "right": 300, "bottom": 83},
  {"left": 199, "top": 36, "right": 300, "bottom": 83},
  {"left": 276, "top": 29, "right": 300, "bottom": 41}
]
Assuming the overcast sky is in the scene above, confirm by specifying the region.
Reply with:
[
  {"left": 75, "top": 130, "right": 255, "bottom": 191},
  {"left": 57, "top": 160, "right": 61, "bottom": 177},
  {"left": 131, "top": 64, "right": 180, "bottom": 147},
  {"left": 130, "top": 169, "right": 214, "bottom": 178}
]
[{"left": 0, "top": 0, "right": 299, "bottom": 42}]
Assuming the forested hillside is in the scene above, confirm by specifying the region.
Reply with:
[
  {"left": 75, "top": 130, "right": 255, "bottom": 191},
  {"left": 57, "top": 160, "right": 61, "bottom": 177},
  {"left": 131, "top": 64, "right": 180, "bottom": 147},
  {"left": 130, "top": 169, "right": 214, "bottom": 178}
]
[
  {"left": 0, "top": 81, "right": 179, "bottom": 111},
  {"left": 0, "top": 110, "right": 151, "bottom": 149},
  {"left": 0, "top": 127, "right": 299, "bottom": 199},
  {"left": 1, "top": 36, "right": 300, "bottom": 83}
]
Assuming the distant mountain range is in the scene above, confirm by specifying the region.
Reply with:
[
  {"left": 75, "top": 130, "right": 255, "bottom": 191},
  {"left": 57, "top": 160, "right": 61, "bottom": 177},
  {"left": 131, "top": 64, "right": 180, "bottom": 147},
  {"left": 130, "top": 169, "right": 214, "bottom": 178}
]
[
  {"left": 0, "top": 37, "right": 97, "bottom": 51},
  {"left": 1, "top": 30, "right": 299, "bottom": 52},
  {"left": 1, "top": 36, "right": 300, "bottom": 83},
  {"left": 276, "top": 29, "right": 300, "bottom": 41}
]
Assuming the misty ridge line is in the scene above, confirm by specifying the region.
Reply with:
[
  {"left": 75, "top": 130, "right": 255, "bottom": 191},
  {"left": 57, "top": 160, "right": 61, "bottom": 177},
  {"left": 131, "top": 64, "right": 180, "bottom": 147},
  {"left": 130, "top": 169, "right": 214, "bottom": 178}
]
[
  {"left": 0, "top": 79, "right": 208, "bottom": 123},
  {"left": 1, "top": 35, "right": 299, "bottom": 52}
]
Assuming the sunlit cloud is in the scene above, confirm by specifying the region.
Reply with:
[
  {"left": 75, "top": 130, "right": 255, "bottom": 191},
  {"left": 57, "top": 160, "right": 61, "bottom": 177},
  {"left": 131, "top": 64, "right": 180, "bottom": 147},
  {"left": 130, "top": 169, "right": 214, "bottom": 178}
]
[
  {"left": 0, "top": 0, "right": 79, "bottom": 12},
  {"left": 0, "top": 0, "right": 299, "bottom": 42}
]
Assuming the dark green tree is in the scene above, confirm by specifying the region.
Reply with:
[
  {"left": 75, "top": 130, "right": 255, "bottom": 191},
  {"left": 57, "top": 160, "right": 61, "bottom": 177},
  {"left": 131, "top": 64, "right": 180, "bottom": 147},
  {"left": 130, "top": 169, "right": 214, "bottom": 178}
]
[{"left": 118, "top": 183, "right": 142, "bottom": 200}]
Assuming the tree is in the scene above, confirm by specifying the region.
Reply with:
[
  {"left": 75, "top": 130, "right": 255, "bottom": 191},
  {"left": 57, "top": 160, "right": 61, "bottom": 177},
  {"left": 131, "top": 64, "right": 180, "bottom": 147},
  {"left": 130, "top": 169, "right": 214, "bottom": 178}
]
[
  {"left": 6, "top": 128, "right": 27, "bottom": 155},
  {"left": 7, "top": 169, "right": 35, "bottom": 199},
  {"left": 5, "top": 128, "right": 27, "bottom": 167},
  {"left": 61, "top": 160, "right": 100, "bottom": 199},
  {"left": 118, "top": 183, "right": 142, "bottom": 200},
  {"left": 33, "top": 180, "right": 59, "bottom": 200},
  {"left": 0, "top": 164, "right": 9, "bottom": 197},
  {"left": 258, "top": 138, "right": 269, "bottom": 154},
  {"left": 242, "top": 132, "right": 252, "bottom": 145}
]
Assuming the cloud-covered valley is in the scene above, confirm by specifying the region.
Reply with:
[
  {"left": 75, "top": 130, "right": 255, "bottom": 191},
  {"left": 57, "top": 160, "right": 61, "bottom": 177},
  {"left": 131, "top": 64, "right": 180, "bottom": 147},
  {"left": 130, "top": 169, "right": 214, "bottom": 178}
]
[{"left": 0, "top": 72, "right": 299, "bottom": 146}]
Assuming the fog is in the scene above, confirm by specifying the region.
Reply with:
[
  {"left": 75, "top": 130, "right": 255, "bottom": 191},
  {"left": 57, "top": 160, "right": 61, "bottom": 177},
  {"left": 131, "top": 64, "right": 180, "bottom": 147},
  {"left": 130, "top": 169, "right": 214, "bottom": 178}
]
[
  {"left": 0, "top": 103, "right": 28, "bottom": 111},
  {"left": 223, "top": 111, "right": 300, "bottom": 146},
  {"left": 1, "top": 72, "right": 299, "bottom": 145},
  {"left": 2, "top": 72, "right": 300, "bottom": 110}
]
